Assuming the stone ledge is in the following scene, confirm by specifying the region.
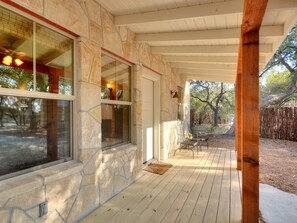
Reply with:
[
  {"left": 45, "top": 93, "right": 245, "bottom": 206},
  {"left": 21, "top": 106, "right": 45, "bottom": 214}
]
[
  {"left": 0, "top": 161, "right": 83, "bottom": 203},
  {"left": 102, "top": 144, "right": 137, "bottom": 157},
  {"left": 36, "top": 161, "right": 83, "bottom": 184}
]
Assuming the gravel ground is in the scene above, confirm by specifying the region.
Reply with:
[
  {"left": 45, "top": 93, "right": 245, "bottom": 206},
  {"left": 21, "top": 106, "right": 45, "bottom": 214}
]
[{"left": 208, "top": 134, "right": 297, "bottom": 195}]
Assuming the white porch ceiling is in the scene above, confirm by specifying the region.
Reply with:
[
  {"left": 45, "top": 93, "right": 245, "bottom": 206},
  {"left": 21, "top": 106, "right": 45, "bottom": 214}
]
[{"left": 96, "top": 0, "right": 297, "bottom": 83}]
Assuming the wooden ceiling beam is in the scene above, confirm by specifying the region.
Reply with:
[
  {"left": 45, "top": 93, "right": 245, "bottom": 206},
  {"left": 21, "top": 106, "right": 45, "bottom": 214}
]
[
  {"left": 176, "top": 68, "right": 234, "bottom": 76},
  {"left": 136, "top": 25, "right": 283, "bottom": 42},
  {"left": 115, "top": 0, "right": 297, "bottom": 26},
  {"left": 152, "top": 44, "right": 272, "bottom": 54},
  {"left": 171, "top": 62, "right": 237, "bottom": 71},
  {"left": 184, "top": 74, "right": 235, "bottom": 83},
  {"left": 163, "top": 55, "right": 266, "bottom": 64}
]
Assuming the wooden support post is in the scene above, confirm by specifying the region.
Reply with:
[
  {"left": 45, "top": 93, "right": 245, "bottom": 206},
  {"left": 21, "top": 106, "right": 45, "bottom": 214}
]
[
  {"left": 241, "top": 30, "right": 260, "bottom": 223},
  {"left": 235, "top": 38, "right": 242, "bottom": 171},
  {"left": 240, "top": 1, "right": 268, "bottom": 221}
]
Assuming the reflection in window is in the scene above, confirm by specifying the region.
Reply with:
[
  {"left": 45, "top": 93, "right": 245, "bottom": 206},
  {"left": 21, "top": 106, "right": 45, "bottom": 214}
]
[
  {"left": 0, "top": 6, "right": 74, "bottom": 95},
  {"left": 0, "top": 7, "right": 33, "bottom": 90},
  {"left": 101, "top": 104, "right": 130, "bottom": 149},
  {"left": 101, "top": 54, "right": 131, "bottom": 101},
  {"left": 0, "top": 6, "right": 74, "bottom": 179},
  {"left": 101, "top": 54, "right": 132, "bottom": 149},
  {"left": 0, "top": 96, "right": 71, "bottom": 178},
  {"left": 36, "top": 25, "right": 74, "bottom": 95}
]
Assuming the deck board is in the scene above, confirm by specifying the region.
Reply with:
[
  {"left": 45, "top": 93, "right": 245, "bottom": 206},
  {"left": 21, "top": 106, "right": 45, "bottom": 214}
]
[
  {"left": 81, "top": 147, "right": 242, "bottom": 223},
  {"left": 202, "top": 149, "right": 226, "bottom": 223},
  {"left": 160, "top": 149, "right": 213, "bottom": 223},
  {"left": 189, "top": 149, "right": 222, "bottom": 223}
]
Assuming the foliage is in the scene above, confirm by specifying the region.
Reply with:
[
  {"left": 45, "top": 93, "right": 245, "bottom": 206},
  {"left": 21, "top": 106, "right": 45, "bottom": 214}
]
[
  {"left": 261, "top": 23, "right": 297, "bottom": 78},
  {"left": 259, "top": 23, "right": 297, "bottom": 108},
  {"left": 260, "top": 69, "right": 292, "bottom": 98},
  {"left": 190, "top": 80, "right": 234, "bottom": 126}
]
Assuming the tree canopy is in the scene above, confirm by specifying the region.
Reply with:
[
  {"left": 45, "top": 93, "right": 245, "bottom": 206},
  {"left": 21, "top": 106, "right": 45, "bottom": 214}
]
[{"left": 190, "top": 81, "right": 234, "bottom": 126}]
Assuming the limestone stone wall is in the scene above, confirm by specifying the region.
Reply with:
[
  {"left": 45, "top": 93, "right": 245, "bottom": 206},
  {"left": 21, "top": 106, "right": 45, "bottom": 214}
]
[{"left": 0, "top": 0, "right": 186, "bottom": 222}]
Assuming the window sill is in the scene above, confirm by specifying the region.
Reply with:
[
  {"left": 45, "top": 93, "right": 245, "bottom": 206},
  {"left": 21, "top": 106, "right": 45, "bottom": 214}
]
[{"left": 0, "top": 161, "right": 83, "bottom": 203}]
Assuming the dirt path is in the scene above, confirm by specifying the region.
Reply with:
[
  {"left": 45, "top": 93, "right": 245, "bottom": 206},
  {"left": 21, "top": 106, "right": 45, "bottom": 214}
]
[{"left": 208, "top": 134, "right": 297, "bottom": 195}]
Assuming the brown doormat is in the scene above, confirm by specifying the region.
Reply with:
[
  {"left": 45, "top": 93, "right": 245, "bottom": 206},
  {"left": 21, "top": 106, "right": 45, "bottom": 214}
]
[{"left": 143, "top": 161, "right": 173, "bottom": 175}]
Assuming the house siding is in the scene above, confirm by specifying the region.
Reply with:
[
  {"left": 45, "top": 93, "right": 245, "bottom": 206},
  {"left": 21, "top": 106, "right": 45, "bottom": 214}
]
[{"left": 0, "top": 0, "right": 186, "bottom": 222}]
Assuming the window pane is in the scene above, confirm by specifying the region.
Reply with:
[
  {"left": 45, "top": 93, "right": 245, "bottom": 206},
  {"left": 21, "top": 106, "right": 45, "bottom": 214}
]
[
  {"left": 0, "top": 96, "right": 71, "bottom": 177},
  {"left": 101, "top": 54, "right": 116, "bottom": 100},
  {"left": 0, "top": 7, "right": 33, "bottom": 90},
  {"left": 102, "top": 104, "right": 130, "bottom": 148},
  {"left": 101, "top": 54, "right": 131, "bottom": 101},
  {"left": 116, "top": 61, "right": 131, "bottom": 101},
  {"left": 36, "top": 25, "right": 74, "bottom": 95}
]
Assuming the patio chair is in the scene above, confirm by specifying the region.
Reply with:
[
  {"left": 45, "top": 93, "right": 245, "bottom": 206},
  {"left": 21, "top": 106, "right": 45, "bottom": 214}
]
[
  {"left": 191, "top": 132, "right": 209, "bottom": 150},
  {"left": 173, "top": 130, "right": 199, "bottom": 159}
]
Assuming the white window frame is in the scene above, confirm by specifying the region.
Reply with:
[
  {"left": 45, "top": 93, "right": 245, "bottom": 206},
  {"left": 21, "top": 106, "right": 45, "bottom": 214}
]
[
  {"left": 101, "top": 52, "right": 133, "bottom": 149},
  {"left": 0, "top": 3, "right": 77, "bottom": 179}
]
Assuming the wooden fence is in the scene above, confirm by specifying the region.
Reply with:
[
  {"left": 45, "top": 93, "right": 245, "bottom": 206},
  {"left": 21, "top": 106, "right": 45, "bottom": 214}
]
[{"left": 260, "top": 107, "right": 297, "bottom": 141}]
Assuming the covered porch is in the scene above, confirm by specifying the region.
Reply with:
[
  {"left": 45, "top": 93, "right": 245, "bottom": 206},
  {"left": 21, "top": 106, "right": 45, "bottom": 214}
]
[{"left": 82, "top": 146, "right": 241, "bottom": 223}]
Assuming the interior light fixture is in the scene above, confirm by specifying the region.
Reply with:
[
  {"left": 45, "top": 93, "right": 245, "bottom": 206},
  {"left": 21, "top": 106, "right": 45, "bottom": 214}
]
[
  {"left": 107, "top": 84, "right": 112, "bottom": 91},
  {"left": 2, "top": 55, "right": 12, "bottom": 66},
  {"left": 14, "top": 58, "right": 23, "bottom": 66}
]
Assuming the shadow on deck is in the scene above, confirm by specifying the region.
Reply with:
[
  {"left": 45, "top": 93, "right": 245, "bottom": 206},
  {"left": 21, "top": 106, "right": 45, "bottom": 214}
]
[{"left": 81, "top": 147, "right": 242, "bottom": 223}]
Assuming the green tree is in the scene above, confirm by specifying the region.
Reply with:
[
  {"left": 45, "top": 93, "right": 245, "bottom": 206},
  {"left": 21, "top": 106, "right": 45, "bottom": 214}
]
[
  {"left": 191, "top": 81, "right": 234, "bottom": 126},
  {"left": 260, "top": 23, "right": 297, "bottom": 107}
]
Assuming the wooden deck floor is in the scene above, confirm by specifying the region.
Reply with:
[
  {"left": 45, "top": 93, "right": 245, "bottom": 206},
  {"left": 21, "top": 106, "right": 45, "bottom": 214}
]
[{"left": 81, "top": 147, "right": 242, "bottom": 223}]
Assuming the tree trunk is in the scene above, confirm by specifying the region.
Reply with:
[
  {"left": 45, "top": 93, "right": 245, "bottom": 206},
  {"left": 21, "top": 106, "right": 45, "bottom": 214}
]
[{"left": 214, "top": 109, "right": 219, "bottom": 126}]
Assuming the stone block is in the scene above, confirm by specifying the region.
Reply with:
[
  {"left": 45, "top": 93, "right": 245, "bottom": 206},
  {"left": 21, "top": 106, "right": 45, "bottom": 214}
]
[
  {"left": 46, "top": 173, "right": 82, "bottom": 211},
  {"left": 78, "top": 82, "right": 101, "bottom": 111},
  {"left": 85, "top": 0, "right": 101, "bottom": 25},
  {"left": 0, "top": 175, "right": 43, "bottom": 203},
  {"left": 5, "top": 187, "right": 45, "bottom": 210},
  {"left": 12, "top": 0, "right": 43, "bottom": 14},
  {"left": 67, "top": 185, "right": 99, "bottom": 222},
  {"left": 81, "top": 175, "right": 99, "bottom": 186},
  {"left": 0, "top": 210, "right": 10, "bottom": 223},
  {"left": 138, "top": 44, "right": 151, "bottom": 66},
  {"left": 37, "top": 161, "right": 83, "bottom": 184},
  {"left": 83, "top": 151, "right": 102, "bottom": 175},
  {"left": 79, "top": 148, "right": 98, "bottom": 163},
  {"left": 79, "top": 42, "right": 93, "bottom": 82},
  {"left": 90, "top": 53, "right": 101, "bottom": 87},
  {"left": 124, "top": 163, "right": 133, "bottom": 179},
  {"left": 80, "top": 112, "right": 101, "bottom": 149},
  {"left": 119, "top": 26, "right": 128, "bottom": 41},
  {"left": 44, "top": 0, "right": 89, "bottom": 37},
  {"left": 100, "top": 168, "right": 114, "bottom": 204},
  {"left": 11, "top": 209, "right": 33, "bottom": 223},
  {"left": 113, "top": 158, "right": 124, "bottom": 174},
  {"left": 89, "top": 106, "right": 101, "bottom": 123},
  {"left": 102, "top": 8, "right": 123, "bottom": 56},
  {"left": 36, "top": 210, "right": 64, "bottom": 223},
  {"left": 102, "top": 153, "right": 114, "bottom": 169},
  {"left": 90, "top": 53, "right": 102, "bottom": 85},
  {"left": 114, "top": 175, "right": 127, "bottom": 194},
  {"left": 26, "top": 206, "right": 39, "bottom": 220},
  {"left": 56, "top": 196, "right": 76, "bottom": 221},
  {"left": 151, "top": 55, "right": 161, "bottom": 73},
  {"left": 89, "top": 21, "right": 103, "bottom": 45}
]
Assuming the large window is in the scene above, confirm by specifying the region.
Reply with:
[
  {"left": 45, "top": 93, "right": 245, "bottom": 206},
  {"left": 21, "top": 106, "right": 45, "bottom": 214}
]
[
  {"left": 101, "top": 54, "right": 132, "bottom": 149},
  {"left": 0, "top": 7, "right": 74, "bottom": 179}
]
